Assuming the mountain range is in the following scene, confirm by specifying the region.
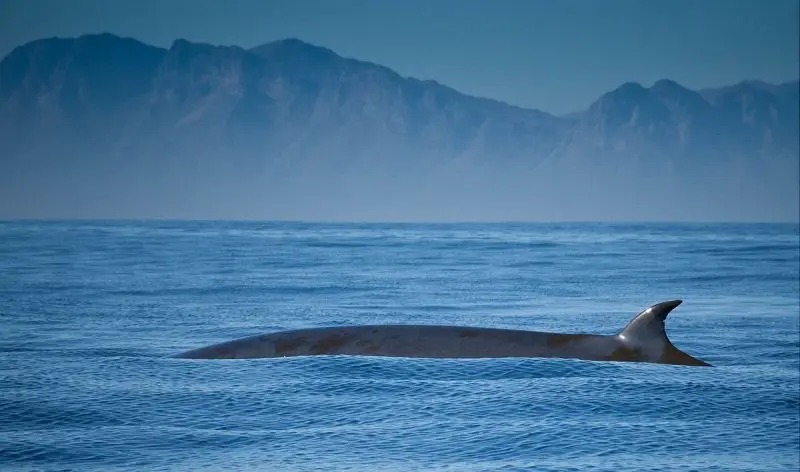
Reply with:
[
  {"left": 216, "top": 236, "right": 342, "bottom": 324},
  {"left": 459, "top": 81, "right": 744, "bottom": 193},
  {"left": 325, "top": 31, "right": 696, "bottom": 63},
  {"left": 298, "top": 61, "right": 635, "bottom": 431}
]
[{"left": 0, "top": 33, "right": 797, "bottom": 221}]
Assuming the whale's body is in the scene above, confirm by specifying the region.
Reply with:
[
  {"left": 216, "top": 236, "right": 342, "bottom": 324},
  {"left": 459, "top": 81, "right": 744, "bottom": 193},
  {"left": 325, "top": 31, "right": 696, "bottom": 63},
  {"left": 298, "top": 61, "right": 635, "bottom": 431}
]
[{"left": 175, "top": 300, "right": 710, "bottom": 366}]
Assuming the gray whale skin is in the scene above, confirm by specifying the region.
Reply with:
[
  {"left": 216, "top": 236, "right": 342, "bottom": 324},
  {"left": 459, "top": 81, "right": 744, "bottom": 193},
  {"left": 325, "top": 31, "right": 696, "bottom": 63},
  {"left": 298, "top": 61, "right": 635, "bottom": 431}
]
[{"left": 176, "top": 300, "right": 710, "bottom": 366}]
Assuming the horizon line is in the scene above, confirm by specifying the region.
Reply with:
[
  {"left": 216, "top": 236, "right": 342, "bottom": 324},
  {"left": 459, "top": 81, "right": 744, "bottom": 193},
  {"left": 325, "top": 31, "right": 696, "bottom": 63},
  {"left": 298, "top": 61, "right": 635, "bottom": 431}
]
[{"left": 2, "top": 217, "right": 797, "bottom": 225}]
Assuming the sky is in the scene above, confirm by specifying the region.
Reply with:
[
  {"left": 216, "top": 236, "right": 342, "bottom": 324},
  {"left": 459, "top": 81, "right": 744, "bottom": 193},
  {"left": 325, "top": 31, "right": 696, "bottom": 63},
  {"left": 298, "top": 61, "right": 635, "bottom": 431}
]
[{"left": 0, "top": 0, "right": 797, "bottom": 115}]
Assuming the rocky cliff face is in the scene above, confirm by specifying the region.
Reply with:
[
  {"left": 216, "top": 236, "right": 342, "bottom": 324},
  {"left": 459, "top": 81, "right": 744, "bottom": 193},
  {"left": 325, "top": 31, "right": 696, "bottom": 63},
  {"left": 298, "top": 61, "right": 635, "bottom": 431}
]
[{"left": 1, "top": 34, "right": 797, "bottom": 220}]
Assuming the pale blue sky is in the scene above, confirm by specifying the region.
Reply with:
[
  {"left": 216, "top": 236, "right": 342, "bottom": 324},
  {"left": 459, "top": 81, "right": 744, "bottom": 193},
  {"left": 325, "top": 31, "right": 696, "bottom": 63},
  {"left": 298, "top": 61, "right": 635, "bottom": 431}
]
[{"left": 1, "top": 0, "right": 797, "bottom": 114}]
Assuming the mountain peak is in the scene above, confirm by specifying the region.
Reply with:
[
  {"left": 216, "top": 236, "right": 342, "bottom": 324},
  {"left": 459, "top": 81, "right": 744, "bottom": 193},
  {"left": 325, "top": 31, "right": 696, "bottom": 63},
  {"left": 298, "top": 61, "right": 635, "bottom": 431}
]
[
  {"left": 615, "top": 81, "right": 647, "bottom": 93},
  {"left": 76, "top": 32, "right": 136, "bottom": 44},
  {"left": 591, "top": 81, "right": 650, "bottom": 109},
  {"left": 266, "top": 37, "right": 317, "bottom": 48},
  {"left": 651, "top": 79, "right": 687, "bottom": 92},
  {"left": 593, "top": 81, "right": 652, "bottom": 106},
  {"left": 251, "top": 38, "right": 340, "bottom": 62},
  {"left": 10, "top": 33, "right": 158, "bottom": 56},
  {"left": 169, "top": 38, "right": 224, "bottom": 52}
]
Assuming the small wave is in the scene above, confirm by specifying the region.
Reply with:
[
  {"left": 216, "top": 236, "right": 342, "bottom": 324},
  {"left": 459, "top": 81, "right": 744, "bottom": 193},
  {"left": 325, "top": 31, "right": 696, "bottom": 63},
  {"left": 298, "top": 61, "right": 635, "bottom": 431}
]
[
  {"left": 682, "top": 243, "right": 799, "bottom": 255},
  {"left": 104, "top": 284, "right": 370, "bottom": 297}
]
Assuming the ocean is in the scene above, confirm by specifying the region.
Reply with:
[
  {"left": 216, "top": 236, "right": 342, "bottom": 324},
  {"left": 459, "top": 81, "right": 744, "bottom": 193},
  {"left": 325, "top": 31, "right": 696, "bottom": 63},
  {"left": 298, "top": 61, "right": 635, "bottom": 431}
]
[{"left": 1, "top": 221, "right": 798, "bottom": 471}]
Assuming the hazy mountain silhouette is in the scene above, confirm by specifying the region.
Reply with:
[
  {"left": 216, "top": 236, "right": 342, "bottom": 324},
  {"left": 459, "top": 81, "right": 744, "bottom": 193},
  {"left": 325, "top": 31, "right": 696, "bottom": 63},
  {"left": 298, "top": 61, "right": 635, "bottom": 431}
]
[{"left": 0, "top": 34, "right": 797, "bottom": 221}]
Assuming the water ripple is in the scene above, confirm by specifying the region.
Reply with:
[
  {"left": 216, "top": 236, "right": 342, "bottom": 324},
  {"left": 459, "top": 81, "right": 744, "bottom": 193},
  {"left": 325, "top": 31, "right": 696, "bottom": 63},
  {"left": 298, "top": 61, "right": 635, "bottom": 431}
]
[{"left": 0, "top": 221, "right": 797, "bottom": 471}]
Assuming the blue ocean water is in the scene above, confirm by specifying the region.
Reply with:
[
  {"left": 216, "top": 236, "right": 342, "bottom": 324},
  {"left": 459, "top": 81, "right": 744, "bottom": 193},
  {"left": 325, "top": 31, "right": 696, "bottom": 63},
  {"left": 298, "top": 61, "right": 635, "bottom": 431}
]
[{"left": 0, "top": 221, "right": 798, "bottom": 471}]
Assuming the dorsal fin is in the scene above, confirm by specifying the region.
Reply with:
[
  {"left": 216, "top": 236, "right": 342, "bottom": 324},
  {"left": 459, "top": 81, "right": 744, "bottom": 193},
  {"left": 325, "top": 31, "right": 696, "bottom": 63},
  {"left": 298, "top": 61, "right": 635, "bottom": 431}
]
[
  {"left": 619, "top": 300, "right": 711, "bottom": 366},
  {"left": 619, "top": 299, "right": 682, "bottom": 341}
]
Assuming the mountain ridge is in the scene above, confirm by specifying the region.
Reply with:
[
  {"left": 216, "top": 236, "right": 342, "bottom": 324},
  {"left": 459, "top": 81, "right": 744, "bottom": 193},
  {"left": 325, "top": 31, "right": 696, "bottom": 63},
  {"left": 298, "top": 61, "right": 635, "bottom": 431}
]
[
  {"left": 8, "top": 33, "right": 795, "bottom": 118},
  {"left": 0, "top": 33, "right": 797, "bottom": 221}
]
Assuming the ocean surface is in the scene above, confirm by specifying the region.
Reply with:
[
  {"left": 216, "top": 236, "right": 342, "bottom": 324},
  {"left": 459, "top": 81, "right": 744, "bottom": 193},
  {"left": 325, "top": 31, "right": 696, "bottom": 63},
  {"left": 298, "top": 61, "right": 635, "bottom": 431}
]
[{"left": 0, "top": 221, "right": 798, "bottom": 471}]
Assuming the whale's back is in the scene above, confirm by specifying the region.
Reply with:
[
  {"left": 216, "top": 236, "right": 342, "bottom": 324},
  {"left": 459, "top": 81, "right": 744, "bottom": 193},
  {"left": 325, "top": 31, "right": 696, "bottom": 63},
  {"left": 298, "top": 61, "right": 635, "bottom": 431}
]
[{"left": 175, "top": 324, "right": 613, "bottom": 360}]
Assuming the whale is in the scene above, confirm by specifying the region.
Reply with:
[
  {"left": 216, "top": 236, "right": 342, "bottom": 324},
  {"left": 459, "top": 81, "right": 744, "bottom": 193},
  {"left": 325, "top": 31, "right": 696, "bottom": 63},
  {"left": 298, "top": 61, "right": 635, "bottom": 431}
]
[{"left": 175, "top": 300, "right": 711, "bottom": 366}]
